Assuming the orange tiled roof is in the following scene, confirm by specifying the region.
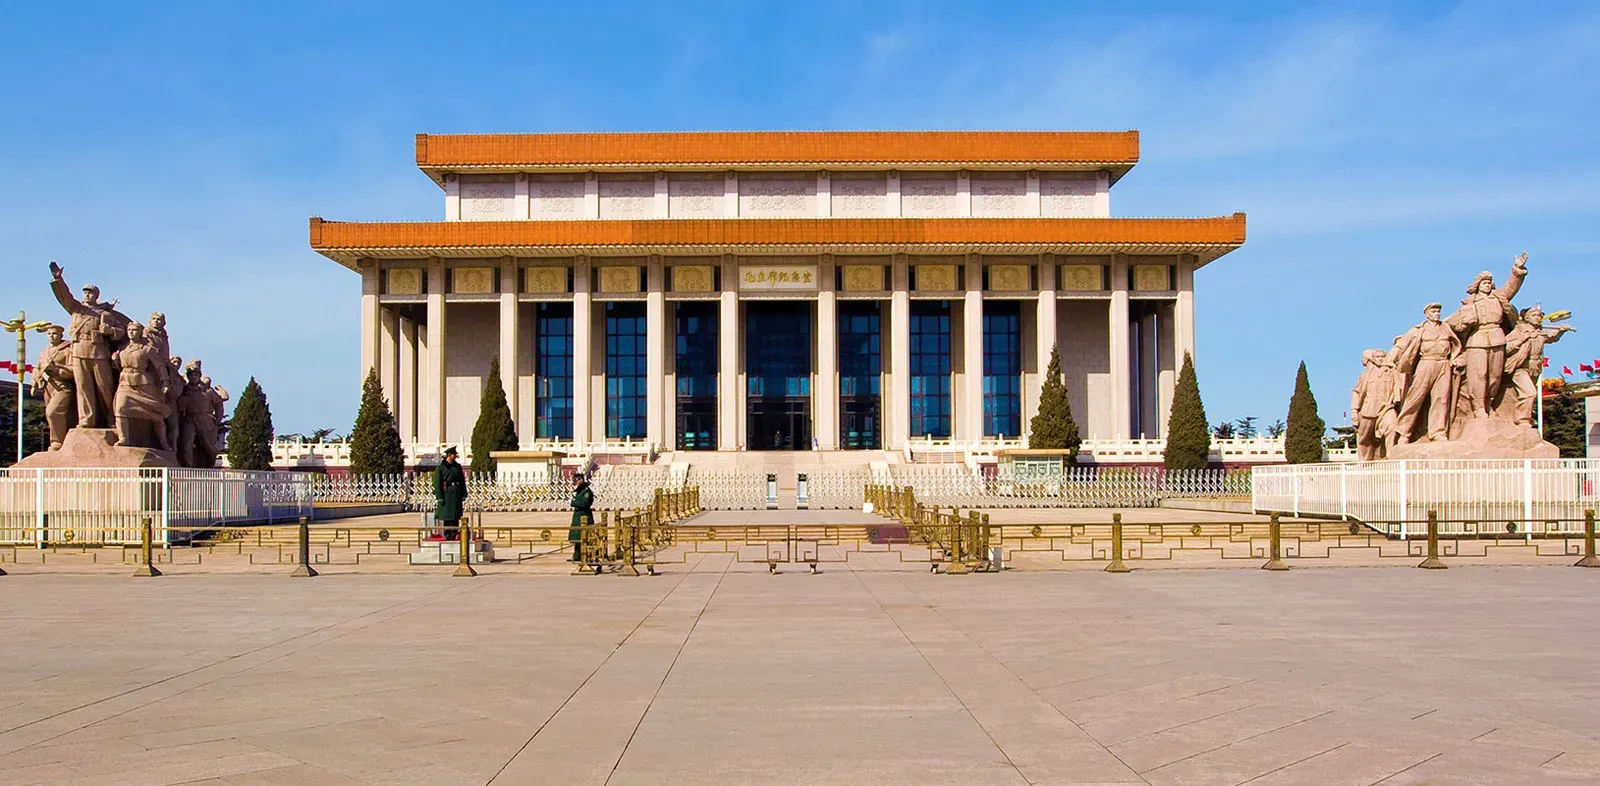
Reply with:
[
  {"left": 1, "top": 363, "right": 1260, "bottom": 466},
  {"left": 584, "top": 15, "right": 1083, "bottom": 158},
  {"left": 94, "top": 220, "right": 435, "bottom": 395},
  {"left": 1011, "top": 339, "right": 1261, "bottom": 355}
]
[
  {"left": 310, "top": 214, "right": 1245, "bottom": 268},
  {"left": 414, "top": 131, "right": 1140, "bottom": 170}
]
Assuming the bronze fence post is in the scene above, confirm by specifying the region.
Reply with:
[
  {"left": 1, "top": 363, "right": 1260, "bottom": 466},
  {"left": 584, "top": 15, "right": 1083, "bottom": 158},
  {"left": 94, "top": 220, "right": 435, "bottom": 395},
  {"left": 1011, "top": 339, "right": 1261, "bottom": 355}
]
[
  {"left": 1106, "top": 513, "right": 1130, "bottom": 573},
  {"left": 290, "top": 515, "right": 318, "bottom": 577},
  {"left": 1418, "top": 510, "right": 1446, "bottom": 569},
  {"left": 133, "top": 516, "right": 162, "bottom": 577},
  {"left": 1262, "top": 513, "right": 1289, "bottom": 571},
  {"left": 454, "top": 517, "right": 477, "bottom": 577},
  {"left": 1577, "top": 509, "right": 1599, "bottom": 568}
]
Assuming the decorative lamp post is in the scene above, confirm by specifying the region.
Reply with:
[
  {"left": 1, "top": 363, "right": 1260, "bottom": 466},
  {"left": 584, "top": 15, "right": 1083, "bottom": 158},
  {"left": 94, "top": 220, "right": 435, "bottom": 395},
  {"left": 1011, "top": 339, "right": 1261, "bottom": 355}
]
[{"left": 2, "top": 311, "right": 53, "bottom": 463}]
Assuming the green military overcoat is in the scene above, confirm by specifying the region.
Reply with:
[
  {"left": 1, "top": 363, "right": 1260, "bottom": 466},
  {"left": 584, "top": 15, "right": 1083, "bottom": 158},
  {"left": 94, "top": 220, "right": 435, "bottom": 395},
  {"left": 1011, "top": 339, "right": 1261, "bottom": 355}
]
[
  {"left": 569, "top": 483, "right": 594, "bottom": 543},
  {"left": 433, "top": 461, "right": 467, "bottom": 522}
]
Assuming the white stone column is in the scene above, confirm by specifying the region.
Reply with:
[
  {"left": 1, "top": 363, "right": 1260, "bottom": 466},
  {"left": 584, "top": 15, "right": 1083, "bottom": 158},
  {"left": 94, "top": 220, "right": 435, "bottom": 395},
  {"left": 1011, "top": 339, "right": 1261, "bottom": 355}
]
[
  {"left": 816, "top": 172, "right": 832, "bottom": 217},
  {"left": 1034, "top": 257, "right": 1057, "bottom": 429},
  {"left": 889, "top": 255, "right": 911, "bottom": 450},
  {"left": 887, "top": 171, "right": 902, "bottom": 217},
  {"left": 359, "top": 262, "right": 379, "bottom": 381},
  {"left": 399, "top": 317, "right": 417, "bottom": 442},
  {"left": 572, "top": 258, "right": 593, "bottom": 443},
  {"left": 1095, "top": 171, "right": 1111, "bottom": 217},
  {"left": 963, "top": 257, "right": 984, "bottom": 440},
  {"left": 1025, "top": 171, "right": 1042, "bottom": 217},
  {"left": 425, "top": 260, "right": 447, "bottom": 444},
  {"left": 1174, "top": 256, "right": 1196, "bottom": 366},
  {"left": 379, "top": 305, "right": 398, "bottom": 416},
  {"left": 718, "top": 255, "right": 739, "bottom": 450},
  {"left": 646, "top": 257, "right": 666, "bottom": 448},
  {"left": 956, "top": 171, "right": 972, "bottom": 217},
  {"left": 513, "top": 175, "right": 530, "bottom": 220},
  {"left": 444, "top": 175, "right": 461, "bottom": 220},
  {"left": 815, "top": 256, "right": 838, "bottom": 450},
  {"left": 1108, "top": 255, "right": 1131, "bottom": 439},
  {"left": 723, "top": 172, "right": 739, "bottom": 217},
  {"left": 653, "top": 173, "right": 668, "bottom": 218},
  {"left": 499, "top": 260, "right": 519, "bottom": 431},
  {"left": 583, "top": 174, "right": 600, "bottom": 219}
]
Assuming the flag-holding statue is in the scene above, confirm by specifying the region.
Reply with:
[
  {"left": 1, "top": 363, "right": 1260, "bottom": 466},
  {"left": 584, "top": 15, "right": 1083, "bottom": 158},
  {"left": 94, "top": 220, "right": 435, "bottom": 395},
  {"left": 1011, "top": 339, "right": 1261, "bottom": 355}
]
[{"left": 1353, "top": 252, "right": 1576, "bottom": 461}]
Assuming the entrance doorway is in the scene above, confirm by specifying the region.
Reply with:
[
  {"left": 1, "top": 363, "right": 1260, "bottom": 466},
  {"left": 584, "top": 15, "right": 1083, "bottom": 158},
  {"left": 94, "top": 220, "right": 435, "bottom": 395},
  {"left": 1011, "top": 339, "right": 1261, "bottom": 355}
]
[{"left": 746, "top": 302, "right": 812, "bottom": 451}]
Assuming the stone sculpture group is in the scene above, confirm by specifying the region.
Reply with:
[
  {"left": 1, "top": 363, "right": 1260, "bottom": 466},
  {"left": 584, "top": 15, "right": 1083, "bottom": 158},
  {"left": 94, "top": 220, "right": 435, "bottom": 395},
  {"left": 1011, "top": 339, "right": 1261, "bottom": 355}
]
[
  {"left": 1350, "top": 253, "right": 1575, "bottom": 461},
  {"left": 21, "top": 263, "right": 228, "bottom": 468}
]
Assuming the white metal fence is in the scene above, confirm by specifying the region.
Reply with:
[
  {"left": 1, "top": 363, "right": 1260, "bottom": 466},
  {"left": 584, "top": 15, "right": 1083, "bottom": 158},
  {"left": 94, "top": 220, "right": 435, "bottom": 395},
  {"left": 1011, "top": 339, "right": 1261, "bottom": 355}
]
[
  {"left": 804, "top": 468, "right": 871, "bottom": 509},
  {"left": 314, "top": 466, "right": 684, "bottom": 513},
  {"left": 0, "top": 468, "right": 314, "bottom": 546},
  {"left": 885, "top": 465, "right": 1250, "bottom": 508},
  {"left": 1252, "top": 459, "right": 1600, "bottom": 536}
]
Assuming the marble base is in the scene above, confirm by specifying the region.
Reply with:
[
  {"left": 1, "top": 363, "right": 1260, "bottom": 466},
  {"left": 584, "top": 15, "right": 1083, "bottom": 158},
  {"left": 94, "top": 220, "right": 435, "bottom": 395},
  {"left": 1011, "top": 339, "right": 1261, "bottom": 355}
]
[
  {"left": 1388, "top": 417, "right": 1559, "bottom": 460},
  {"left": 13, "top": 428, "right": 179, "bottom": 469}
]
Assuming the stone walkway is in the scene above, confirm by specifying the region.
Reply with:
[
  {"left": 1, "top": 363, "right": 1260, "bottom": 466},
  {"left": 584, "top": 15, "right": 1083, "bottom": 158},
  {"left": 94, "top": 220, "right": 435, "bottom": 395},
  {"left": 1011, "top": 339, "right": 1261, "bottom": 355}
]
[{"left": 2, "top": 565, "right": 1598, "bottom": 784}]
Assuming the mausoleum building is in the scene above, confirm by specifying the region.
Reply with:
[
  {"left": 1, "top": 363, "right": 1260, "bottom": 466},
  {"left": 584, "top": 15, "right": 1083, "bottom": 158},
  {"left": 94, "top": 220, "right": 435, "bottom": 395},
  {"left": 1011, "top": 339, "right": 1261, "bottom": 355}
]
[{"left": 309, "top": 131, "right": 1245, "bottom": 459}]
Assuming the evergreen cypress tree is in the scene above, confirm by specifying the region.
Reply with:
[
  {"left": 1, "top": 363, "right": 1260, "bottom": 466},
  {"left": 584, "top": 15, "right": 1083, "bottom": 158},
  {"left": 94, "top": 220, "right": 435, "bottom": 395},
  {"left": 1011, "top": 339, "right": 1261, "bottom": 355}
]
[
  {"left": 1541, "top": 385, "right": 1585, "bottom": 458},
  {"left": 348, "top": 367, "right": 403, "bottom": 476},
  {"left": 1163, "top": 351, "right": 1211, "bottom": 470},
  {"left": 225, "top": 377, "right": 274, "bottom": 471},
  {"left": 1284, "top": 361, "right": 1327, "bottom": 464},
  {"left": 469, "top": 356, "right": 519, "bottom": 475},
  {"left": 1028, "top": 345, "right": 1081, "bottom": 456}
]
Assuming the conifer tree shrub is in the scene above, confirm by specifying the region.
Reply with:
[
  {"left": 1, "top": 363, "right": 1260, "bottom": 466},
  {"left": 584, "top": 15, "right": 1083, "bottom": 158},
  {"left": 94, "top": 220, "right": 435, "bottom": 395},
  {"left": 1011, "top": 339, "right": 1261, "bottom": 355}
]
[
  {"left": 1163, "top": 352, "right": 1211, "bottom": 470},
  {"left": 349, "top": 367, "right": 404, "bottom": 476},
  {"left": 225, "top": 377, "right": 274, "bottom": 471},
  {"left": 1284, "top": 361, "right": 1327, "bottom": 464},
  {"left": 1028, "top": 345, "right": 1082, "bottom": 456},
  {"left": 469, "top": 356, "right": 519, "bottom": 475}
]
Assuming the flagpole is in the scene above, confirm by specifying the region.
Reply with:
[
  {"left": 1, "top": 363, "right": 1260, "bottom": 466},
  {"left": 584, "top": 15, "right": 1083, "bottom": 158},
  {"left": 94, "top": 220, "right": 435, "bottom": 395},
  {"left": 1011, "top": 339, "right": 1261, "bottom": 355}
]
[{"left": 3, "top": 311, "right": 53, "bottom": 464}]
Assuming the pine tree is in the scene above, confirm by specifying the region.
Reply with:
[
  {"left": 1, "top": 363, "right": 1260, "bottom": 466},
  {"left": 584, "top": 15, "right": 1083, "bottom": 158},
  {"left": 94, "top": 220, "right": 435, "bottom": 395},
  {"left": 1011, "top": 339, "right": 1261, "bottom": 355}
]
[
  {"left": 225, "top": 377, "right": 274, "bottom": 471},
  {"left": 1541, "top": 385, "right": 1586, "bottom": 458},
  {"left": 1028, "top": 345, "right": 1081, "bottom": 456},
  {"left": 1163, "top": 352, "right": 1211, "bottom": 470},
  {"left": 469, "top": 356, "right": 519, "bottom": 475},
  {"left": 348, "top": 367, "right": 403, "bottom": 476},
  {"left": 0, "top": 387, "right": 49, "bottom": 465},
  {"left": 1284, "top": 361, "right": 1327, "bottom": 464}
]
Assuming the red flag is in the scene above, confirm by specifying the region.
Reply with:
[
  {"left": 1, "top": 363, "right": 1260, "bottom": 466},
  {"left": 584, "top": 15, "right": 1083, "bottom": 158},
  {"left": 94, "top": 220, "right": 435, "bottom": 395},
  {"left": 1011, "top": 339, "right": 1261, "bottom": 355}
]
[
  {"left": 1565, "top": 366, "right": 1575, "bottom": 375},
  {"left": 0, "top": 361, "right": 12, "bottom": 373},
  {"left": 1543, "top": 358, "right": 1550, "bottom": 367},
  {"left": 1583, "top": 363, "right": 1595, "bottom": 373}
]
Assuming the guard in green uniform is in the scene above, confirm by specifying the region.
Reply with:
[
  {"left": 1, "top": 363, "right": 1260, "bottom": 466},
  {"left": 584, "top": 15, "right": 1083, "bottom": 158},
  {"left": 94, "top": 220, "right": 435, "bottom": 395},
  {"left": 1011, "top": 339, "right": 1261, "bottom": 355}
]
[
  {"left": 433, "top": 446, "right": 467, "bottom": 540},
  {"left": 569, "top": 475, "right": 594, "bottom": 562}
]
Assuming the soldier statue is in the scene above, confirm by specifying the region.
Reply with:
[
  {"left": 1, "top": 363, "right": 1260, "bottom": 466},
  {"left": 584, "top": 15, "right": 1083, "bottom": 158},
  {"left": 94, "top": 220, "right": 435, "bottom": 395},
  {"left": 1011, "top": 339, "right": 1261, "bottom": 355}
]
[
  {"left": 1503, "top": 306, "right": 1575, "bottom": 427},
  {"left": 1392, "top": 302, "right": 1463, "bottom": 444},
  {"left": 177, "top": 366, "right": 220, "bottom": 467},
  {"left": 1351, "top": 349, "right": 1402, "bottom": 462},
  {"left": 31, "top": 324, "right": 78, "bottom": 450},
  {"left": 49, "top": 262, "right": 129, "bottom": 429},
  {"left": 1446, "top": 253, "right": 1527, "bottom": 420},
  {"left": 112, "top": 322, "right": 173, "bottom": 451}
]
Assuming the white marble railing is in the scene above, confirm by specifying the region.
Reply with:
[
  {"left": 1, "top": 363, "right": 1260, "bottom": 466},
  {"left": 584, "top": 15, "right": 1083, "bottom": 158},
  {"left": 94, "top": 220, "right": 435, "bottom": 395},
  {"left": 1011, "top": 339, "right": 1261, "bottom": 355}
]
[{"left": 268, "top": 438, "right": 658, "bottom": 468}]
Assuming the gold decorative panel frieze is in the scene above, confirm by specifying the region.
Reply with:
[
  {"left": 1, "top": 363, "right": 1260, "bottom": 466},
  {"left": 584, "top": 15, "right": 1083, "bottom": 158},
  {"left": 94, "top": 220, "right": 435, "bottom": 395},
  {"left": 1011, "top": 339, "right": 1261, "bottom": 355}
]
[
  {"left": 987, "top": 264, "right": 1030, "bottom": 292},
  {"left": 672, "top": 265, "right": 715, "bottom": 293},
  {"left": 841, "top": 265, "right": 884, "bottom": 292},
  {"left": 1133, "top": 264, "right": 1172, "bottom": 291},
  {"left": 915, "top": 264, "right": 958, "bottom": 292},
  {"left": 1060, "top": 264, "right": 1104, "bottom": 291},
  {"left": 451, "top": 267, "right": 495, "bottom": 295},
  {"left": 598, "top": 266, "right": 641, "bottom": 294},
  {"left": 385, "top": 268, "right": 422, "bottom": 295},
  {"left": 740, "top": 265, "right": 817, "bottom": 291},
  {"left": 523, "top": 266, "right": 568, "bottom": 294}
]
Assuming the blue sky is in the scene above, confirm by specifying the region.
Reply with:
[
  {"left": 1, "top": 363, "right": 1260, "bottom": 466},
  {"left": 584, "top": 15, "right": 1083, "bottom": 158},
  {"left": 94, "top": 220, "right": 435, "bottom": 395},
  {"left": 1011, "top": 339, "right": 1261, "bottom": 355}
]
[{"left": 2, "top": 1, "right": 1596, "bottom": 435}]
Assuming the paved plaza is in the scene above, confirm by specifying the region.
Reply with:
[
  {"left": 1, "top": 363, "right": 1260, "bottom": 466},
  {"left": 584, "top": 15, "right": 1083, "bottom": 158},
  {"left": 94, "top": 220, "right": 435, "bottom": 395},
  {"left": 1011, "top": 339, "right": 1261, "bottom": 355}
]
[{"left": 3, "top": 564, "right": 1600, "bottom": 785}]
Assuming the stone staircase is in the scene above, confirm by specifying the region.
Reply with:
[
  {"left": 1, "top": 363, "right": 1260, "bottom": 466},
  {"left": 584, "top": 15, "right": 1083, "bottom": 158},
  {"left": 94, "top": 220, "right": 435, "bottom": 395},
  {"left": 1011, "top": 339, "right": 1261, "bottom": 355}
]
[{"left": 680, "top": 451, "right": 892, "bottom": 507}]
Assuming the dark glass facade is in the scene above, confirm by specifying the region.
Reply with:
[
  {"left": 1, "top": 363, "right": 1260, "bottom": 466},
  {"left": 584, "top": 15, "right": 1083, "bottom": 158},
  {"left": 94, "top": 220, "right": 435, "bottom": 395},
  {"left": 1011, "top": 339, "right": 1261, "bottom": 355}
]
[
  {"left": 747, "top": 302, "right": 812, "bottom": 450},
  {"left": 982, "top": 300, "right": 1022, "bottom": 438},
  {"left": 838, "top": 301, "right": 881, "bottom": 449},
  {"left": 909, "top": 300, "right": 952, "bottom": 438},
  {"left": 604, "top": 302, "right": 647, "bottom": 439},
  {"left": 674, "top": 302, "right": 718, "bottom": 450},
  {"left": 534, "top": 302, "right": 573, "bottom": 439}
]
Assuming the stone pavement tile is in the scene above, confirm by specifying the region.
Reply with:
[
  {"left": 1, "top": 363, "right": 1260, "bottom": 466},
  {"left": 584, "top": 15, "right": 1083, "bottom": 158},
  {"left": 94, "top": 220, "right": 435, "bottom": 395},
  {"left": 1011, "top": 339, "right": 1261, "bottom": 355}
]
[
  {"left": 1047, "top": 673, "right": 1250, "bottom": 724},
  {"left": 1077, "top": 682, "right": 1267, "bottom": 745},
  {"left": 50, "top": 740, "right": 269, "bottom": 778},
  {"left": 1235, "top": 742, "right": 1439, "bottom": 786},
  {"left": 1542, "top": 751, "right": 1600, "bottom": 777},
  {"left": 51, "top": 751, "right": 301, "bottom": 786},
  {"left": 0, "top": 737, "right": 147, "bottom": 770},
  {"left": 0, "top": 761, "right": 78, "bottom": 786},
  {"left": 220, "top": 764, "right": 366, "bottom": 784},
  {"left": 358, "top": 763, "right": 482, "bottom": 786},
  {"left": 123, "top": 707, "right": 386, "bottom": 750},
  {"left": 1373, "top": 741, "right": 1592, "bottom": 785},
  {"left": 1107, "top": 703, "right": 1336, "bottom": 773}
]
